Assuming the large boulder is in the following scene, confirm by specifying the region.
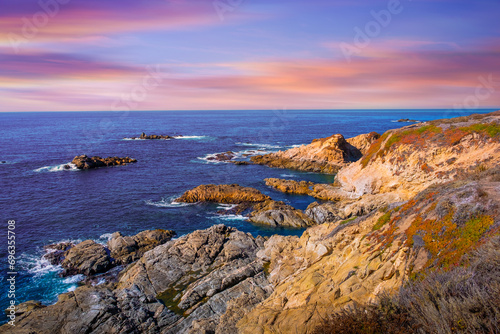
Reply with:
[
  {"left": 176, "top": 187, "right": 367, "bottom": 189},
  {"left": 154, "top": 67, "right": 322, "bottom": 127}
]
[
  {"left": 60, "top": 240, "right": 112, "bottom": 276},
  {"left": 249, "top": 200, "right": 315, "bottom": 228},
  {"left": 108, "top": 229, "right": 175, "bottom": 265}
]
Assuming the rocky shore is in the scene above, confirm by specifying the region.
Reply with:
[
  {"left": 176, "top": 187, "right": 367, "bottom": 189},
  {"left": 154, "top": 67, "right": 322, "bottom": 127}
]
[
  {"left": 4, "top": 111, "right": 500, "bottom": 334},
  {"left": 71, "top": 155, "right": 137, "bottom": 170}
]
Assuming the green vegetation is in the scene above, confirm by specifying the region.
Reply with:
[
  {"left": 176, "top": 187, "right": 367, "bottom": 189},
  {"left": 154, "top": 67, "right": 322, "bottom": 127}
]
[
  {"left": 373, "top": 212, "right": 392, "bottom": 231},
  {"left": 313, "top": 236, "right": 500, "bottom": 334},
  {"left": 340, "top": 216, "right": 357, "bottom": 225}
]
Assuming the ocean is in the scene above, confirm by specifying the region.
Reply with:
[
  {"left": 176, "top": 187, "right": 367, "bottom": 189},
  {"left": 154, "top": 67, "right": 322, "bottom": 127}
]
[{"left": 0, "top": 109, "right": 495, "bottom": 321}]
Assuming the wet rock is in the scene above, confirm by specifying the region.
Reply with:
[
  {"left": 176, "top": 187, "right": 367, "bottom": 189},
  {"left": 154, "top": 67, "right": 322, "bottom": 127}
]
[
  {"left": 43, "top": 242, "right": 74, "bottom": 265},
  {"left": 71, "top": 155, "right": 137, "bottom": 170},
  {"left": 130, "top": 132, "right": 174, "bottom": 140},
  {"left": 207, "top": 151, "right": 235, "bottom": 162},
  {"left": 176, "top": 184, "right": 270, "bottom": 204},
  {"left": 108, "top": 229, "right": 175, "bottom": 265},
  {"left": 60, "top": 240, "right": 112, "bottom": 276}
]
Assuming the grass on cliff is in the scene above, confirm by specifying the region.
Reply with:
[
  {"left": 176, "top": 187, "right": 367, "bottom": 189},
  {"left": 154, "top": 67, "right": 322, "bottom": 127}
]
[
  {"left": 313, "top": 236, "right": 500, "bottom": 334},
  {"left": 360, "top": 121, "right": 500, "bottom": 168}
]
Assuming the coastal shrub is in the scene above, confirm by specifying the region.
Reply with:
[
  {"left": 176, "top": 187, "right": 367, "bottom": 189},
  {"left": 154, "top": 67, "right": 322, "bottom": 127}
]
[
  {"left": 373, "top": 212, "right": 391, "bottom": 231},
  {"left": 313, "top": 236, "right": 500, "bottom": 334}
]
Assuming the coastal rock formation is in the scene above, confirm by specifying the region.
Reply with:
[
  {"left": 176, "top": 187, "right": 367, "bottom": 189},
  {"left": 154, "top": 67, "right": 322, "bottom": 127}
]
[
  {"left": 336, "top": 111, "right": 500, "bottom": 199},
  {"left": 397, "top": 118, "right": 420, "bottom": 123},
  {"left": 207, "top": 151, "right": 235, "bottom": 162},
  {"left": 265, "top": 178, "right": 314, "bottom": 195},
  {"left": 107, "top": 229, "right": 176, "bottom": 265},
  {"left": 71, "top": 155, "right": 137, "bottom": 170},
  {"left": 60, "top": 240, "right": 112, "bottom": 276},
  {"left": 129, "top": 132, "right": 174, "bottom": 140},
  {"left": 250, "top": 132, "right": 380, "bottom": 174},
  {"left": 249, "top": 200, "right": 315, "bottom": 228},
  {"left": 176, "top": 184, "right": 270, "bottom": 204},
  {"left": 5, "top": 225, "right": 272, "bottom": 334}
]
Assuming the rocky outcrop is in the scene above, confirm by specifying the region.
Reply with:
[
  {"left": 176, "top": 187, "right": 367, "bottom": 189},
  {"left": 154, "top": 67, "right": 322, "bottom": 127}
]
[
  {"left": 71, "top": 155, "right": 137, "bottom": 170},
  {"left": 107, "top": 229, "right": 176, "bottom": 265},
  {"left": 60, "top": 240, "right": 112, "bottom": 276},
  {"left": 397, "top": 118, "right": 420, "bottom": 123},
  {"left": 5, "top": 225, "right": 272, "bottom": 334},
  {"left": 250, "top": 132, "right": 380, "bottom": 174},
  {"left": 237, "top": 169, "right": 500, "bottom": 333},
  {"left": 265, "top": 178, "right": 314, "bottom": 195},
  {"left": 130, "top": 132, "right": 174, "bottom": 140},
  {"left": 336, "top": 111, "right": 500, "bottom": 200},
  {"left": 249, "top": 200, "right": 315, "bottom": 228},
  {"left": 207, "top": 151, "right": 236, "bottom": 162},
  {"left": 176, "top": 184, "right": 270, "bottom": 204}
]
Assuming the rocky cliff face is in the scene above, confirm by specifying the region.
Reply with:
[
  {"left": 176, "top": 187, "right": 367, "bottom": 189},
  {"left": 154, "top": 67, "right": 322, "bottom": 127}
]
[
  {"left": 336, "top": 111, "right": 500, "bottom": 200},
  {"left": 250, "top": 132, "right": 380, "bottom": 174}
]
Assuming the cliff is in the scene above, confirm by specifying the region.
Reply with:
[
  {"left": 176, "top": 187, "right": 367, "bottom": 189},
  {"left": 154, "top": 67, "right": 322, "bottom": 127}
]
[{"left": 250, "top": 132, "right": 380, "bottom": 174}]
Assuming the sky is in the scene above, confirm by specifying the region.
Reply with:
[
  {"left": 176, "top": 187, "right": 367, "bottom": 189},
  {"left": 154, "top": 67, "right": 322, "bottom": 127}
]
[{"left": 0, "top": 0, "right": 499, "bottom": 112}]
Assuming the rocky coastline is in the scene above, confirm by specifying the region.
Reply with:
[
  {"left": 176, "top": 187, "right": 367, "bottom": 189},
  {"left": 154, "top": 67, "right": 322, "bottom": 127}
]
[{"left": 4, "top": 111, "right": 500, "bottom": 334}]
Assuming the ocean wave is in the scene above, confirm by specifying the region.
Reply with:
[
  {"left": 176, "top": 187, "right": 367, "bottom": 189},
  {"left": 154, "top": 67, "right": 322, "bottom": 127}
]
[
  {"left": 280, "top": 174, "right": 297, "bottom": 178},
  {"left": 145, "top": 197, "right": 194, "bottom": 208},
  {"left": 34, "top": 163, "right": 78, "bottom": 173},
  {"left": 174, "top": 135, "right": 211, "bottom": 140},
  {"left": 235, "top": 142, "right": 282, "bottom": 149},
  {"left": 208, "top": 214, "right": 248, "bottom": 221},
  {"left": 216, "top": 204, "right": 239, "bottom": 210},
  {"left": 197, "top": 148, "right": 274, "bottom": 164},
  {"left": 99, "top": 233, "right": 114, "bottom": 240},
  {"left": 62, "top": 275, "right": 84, "bottom": 284},
  {"left": 19, "top": 253, "right": 62, "bottom": 277}
]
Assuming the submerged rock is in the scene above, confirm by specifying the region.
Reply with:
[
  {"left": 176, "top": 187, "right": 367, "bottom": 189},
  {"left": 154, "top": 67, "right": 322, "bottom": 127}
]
[
  {"left": 71, "top": 155, "right": 137, "bottom": 170},
  {"left": 207, "top": 151, "right": 235, "bottom": 162}
]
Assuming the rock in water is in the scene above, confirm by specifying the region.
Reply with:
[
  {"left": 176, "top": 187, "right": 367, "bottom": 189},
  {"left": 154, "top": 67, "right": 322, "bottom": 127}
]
[
  {"left": 249, "top": 200, "right": 315, "bottom": 227},
  {"left": 130, "top": 132, "right": 174, "bottom": 140},
  {"left": 71, "top": 155, "right": 137, "bottom": 169},
  {"left": 60, "top": 240, "right": 112, "bottom": 276},
  {"left": 176, "top": 184, "right": 270, "bottom": 204},
  {"left": 108, "top": 229, "right": 176, "bottom": 265}
]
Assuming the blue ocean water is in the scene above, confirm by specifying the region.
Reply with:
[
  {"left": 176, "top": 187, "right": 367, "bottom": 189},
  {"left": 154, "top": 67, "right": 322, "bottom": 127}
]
[{"left": 0, "top": 109, "right": 496, "bottom": 321}]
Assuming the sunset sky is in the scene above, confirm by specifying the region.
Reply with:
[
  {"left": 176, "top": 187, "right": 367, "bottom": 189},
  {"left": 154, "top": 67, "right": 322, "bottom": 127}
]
[{"left": 0, "top": 0, "right": 499, "bottom": 111}]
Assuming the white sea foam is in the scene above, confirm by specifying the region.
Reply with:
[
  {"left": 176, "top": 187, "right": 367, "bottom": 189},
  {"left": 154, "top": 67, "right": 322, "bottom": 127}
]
[
  {"left": 174, "top": 135, "right": 210, "bottom": 140},
  {"left": 34, "top": 163, "right": 78, "bottom": 173},
  {"left": 208, "top": 214, "right": 248, "bottom": 221},
  {"left": 19, "top": 254, "right": 62, "bottom": 277},
  {"left": 99, "top": 233, "right": 113, "bottom": 241},
  {"left": 280, "top": 174, "right": 297, "bottom": 178},
  {"left": 145, "top": 197, "right": 194, "bottom": 208},
  {"left": 197, "top": 148, "right": 275, "bottom": 164},
  {"left": 63, "top": 275, "right": 84, "bottom": 284},
  {"left": 235, "top": 142, "right": 282, "bottom": 149},
  {"left": 216, "top": 204, "right": 239, "bottom": 210}
]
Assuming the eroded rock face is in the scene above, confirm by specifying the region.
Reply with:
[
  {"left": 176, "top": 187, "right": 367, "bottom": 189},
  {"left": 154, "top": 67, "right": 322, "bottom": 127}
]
[
  {"left": 251, "top": 132, "right": 380, "bottom": 174},
  {"left": 176, "top": 184, "right": 270, "bottom": 204},
  {"left": 108, "top": 229, "right": 176, "bottom": 265},
  {"left": 5, "top": 225, "right": 272, "bottom": 334},
  {"left": 71, "top": 155, "right": 137, "bottom": 170},
  {"left": 60, "top": 240, "right": 112, "bottom": 277},
  {"left": 249, "top": 200, "right": 315, "bottom": 228},
  {"left": 337, "top": 111, "right": 500, "bottom": 200}
]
